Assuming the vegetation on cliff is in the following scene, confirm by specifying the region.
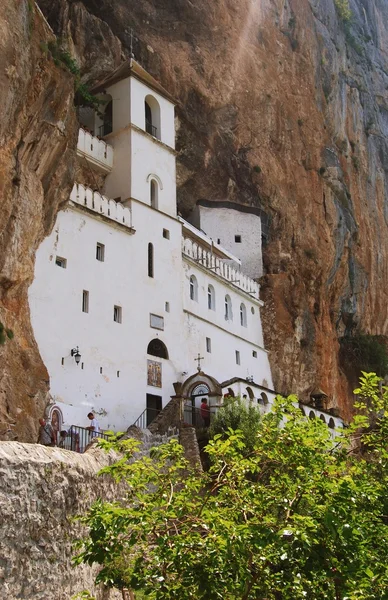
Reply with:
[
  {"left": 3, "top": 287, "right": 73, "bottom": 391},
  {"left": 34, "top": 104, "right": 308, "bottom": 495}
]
[{"left": 75, "top": 374, "right": 388, "bottom": 599}]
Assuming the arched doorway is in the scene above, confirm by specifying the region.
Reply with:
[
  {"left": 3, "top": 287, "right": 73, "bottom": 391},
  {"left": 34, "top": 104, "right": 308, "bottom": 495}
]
[
  {"left": 48, "top": 406, "right": 63, "bottom": 445},
  {"left": 188, "top": 383, "right": 210, "bottom": 427}
]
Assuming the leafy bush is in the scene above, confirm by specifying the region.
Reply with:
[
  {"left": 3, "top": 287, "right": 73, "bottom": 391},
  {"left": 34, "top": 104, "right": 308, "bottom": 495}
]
[
  {"left": 209, "top": 396, "right": 261, "bottom": 453},
  {"left": 43, "top": 40, "right": 100, "bottom": 110},
  {"left": 0, "top": 322, "right": 14, "bottom": 346},
  {"left": 334, "top": 0, "right": 352, "bottom": 23}
]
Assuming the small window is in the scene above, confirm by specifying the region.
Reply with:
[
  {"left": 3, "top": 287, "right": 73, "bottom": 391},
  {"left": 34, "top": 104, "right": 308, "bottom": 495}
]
[
  {"left": 190, "top": 275, "right": 198, "bottom": 301},
  {"left": 117, "top": 371, "right": 120, "bottom": 378},
  {"left": 240, "top": 303, "right": 247, "bottom": 327},
  {"left": 165, "top": 302, "right": 170, "bottom": 313},
  {"left": 55, "top": 256, "right": 67, "bottom": 268},
  {"left": 235, "top": 350, "right": 241, "bottom": 365},
  {"left": 206, "top": 337, "right": 212, "bottom": 353},
  {"left": 217, "top": 238, "right": 221, "bottom": 244},
  {"left": 208, "top": 285, "right": 215, "bottom": 310},
  {"left": 163, "top": 229, "right": 170, "bottom": 239},
  {"left": 148, "top": 243, "right": 154, "bottom": 278},
  {"left": 235, "top": 235, "right": 242, "bottom": 243},
  {"left": 251, "top": 307, "right": 255, "bottom": 314},
  {"left": 82, "top": 290, "right": 89, "bottom": 313},
  {"left": 100, "top": 367, "right": 103, "bottom": 374},
  {"left": 225, "top": 295, "right": 232, "bottom": 321},
  {"left": 61, "top": 358, "right": 64, "bottom": 366},
  {"left": 252, "top": 350, "right": 257, "bottom": 358},
  {"left": 96, "top": 243, "right": 105, "bottom": 262},
  {"left": 114, "top": 305, "right": 122, "bottom": 323}
]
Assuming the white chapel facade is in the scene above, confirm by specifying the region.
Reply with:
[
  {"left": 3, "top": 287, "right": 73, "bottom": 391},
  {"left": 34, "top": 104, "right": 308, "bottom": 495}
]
[{"left": 29, "top": 60, "right": 277, "bottom": 433}]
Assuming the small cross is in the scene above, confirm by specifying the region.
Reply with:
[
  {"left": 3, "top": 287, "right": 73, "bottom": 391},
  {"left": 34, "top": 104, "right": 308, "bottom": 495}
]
[{"left": 195, "top": 353, "right": 204, "bottom": 372}]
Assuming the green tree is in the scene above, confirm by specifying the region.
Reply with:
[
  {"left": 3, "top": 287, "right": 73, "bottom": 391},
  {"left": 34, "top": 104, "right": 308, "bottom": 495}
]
[
  {"left": 209, "top": 395, "right": 261, "bottom": 453},
  {"left": 75, "top": 375, "right": 388, "bottom": 599}
]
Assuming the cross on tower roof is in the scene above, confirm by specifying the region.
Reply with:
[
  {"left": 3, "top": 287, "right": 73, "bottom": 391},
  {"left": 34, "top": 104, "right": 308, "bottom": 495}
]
[{"left": 195, "top": 353, "right": 204, "bottom": 372}]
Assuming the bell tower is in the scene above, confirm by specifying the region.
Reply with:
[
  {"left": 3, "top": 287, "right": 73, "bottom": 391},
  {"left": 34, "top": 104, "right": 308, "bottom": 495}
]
[{"left": 93, "top": 60, "right": 177, "bottom": 217}]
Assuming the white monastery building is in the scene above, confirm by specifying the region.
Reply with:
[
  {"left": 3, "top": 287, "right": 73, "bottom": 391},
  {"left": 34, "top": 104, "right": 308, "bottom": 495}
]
[{"left": 29, "top": 60, "right": 342, "bottom": 435}]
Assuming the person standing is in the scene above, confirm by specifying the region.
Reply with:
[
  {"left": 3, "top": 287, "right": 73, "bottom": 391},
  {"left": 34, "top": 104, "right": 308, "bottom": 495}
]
[
  {"left": 37, "top": 418, "right": 56, "bottom": 447},
  {"left": 86, "top": 412, "right": 100, "bottom": 437},
  {"left": 200, "top": 398, "right": 211, "bottom": 428}
]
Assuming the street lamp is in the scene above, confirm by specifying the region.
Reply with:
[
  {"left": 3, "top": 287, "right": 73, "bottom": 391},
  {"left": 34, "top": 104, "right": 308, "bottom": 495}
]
[{"left": 71, "top": 347, "right": 81, "bottom": 365}]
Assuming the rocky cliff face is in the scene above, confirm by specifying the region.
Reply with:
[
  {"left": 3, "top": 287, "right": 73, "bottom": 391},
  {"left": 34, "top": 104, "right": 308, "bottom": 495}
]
[
  {"left": 0, "top": 0, "right": 77, "bottom": 441},
  {"left": 1, "top": 0, "right": 388, "bottom": 434}
]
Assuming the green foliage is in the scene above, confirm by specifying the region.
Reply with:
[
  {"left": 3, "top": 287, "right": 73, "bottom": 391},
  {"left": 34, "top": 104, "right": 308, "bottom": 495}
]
[
  {"left": 0, "top": 322, "right": 14, "bottom": 346},
  {"left": 43, "top": 40, "right": 100, "bottom": 110},
  {"left": 209, "top": 396, "right": 261, "bottom": 453},
  {"left": 340, "top": 333, "right": 388, "bottom": 377},
  {"left": 75, "top": 380, "right": 388, "bottom": 599},
  {"left": 334, "top": 0, "right": 352, "bottom": 23}
]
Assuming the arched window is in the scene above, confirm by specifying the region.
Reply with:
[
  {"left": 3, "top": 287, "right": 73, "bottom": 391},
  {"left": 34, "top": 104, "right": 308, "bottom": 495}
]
[
  {"left": 225, "top": 295, "right": 232, "bottom": 321},
  {"left": 319, "top": 414, "right": 326, "bottom": 424},
  {"left": 246, "top": 387, "right": 254, "bottom": 400},
  {"left": 145, "top": 95, "right": 161, "bottom": 140},
  {"left": 208, "top": 285, "right": 215, "bottom": 310},
  {"left": 148, "top": 243, "right": 154, "bottom": 278},
  {"left": 328, "top": 418, "right": 335, "bottom": 429},
  {"left": 309, "top": 411, "right": 316, "bottom": 420},
  {"left": 150, "top": 179, "right": 158, "bottom": 209},
  {"left": 190, "top": 275, "right": 198, "bottom": 301},
  {"left": 240, "top": 303, "right": 247, "bottom": 327},
  {"left": 227, "top": 388, "right": 235, "bottom": 397},
  {"left": 147, "top": 339, "right": 169, "bottom": 359},
  {"left": 102, "top": 100, "right": 112, "bottom": 136},
  {"left": 261, "top": 392, "right": 269, "bottom": 405}
]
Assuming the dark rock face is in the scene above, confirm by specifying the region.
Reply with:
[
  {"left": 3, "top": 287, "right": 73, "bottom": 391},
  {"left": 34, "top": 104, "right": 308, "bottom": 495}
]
[
  {"left": 2, "top": 0, "right": 388, "bottom": 436},
  {"left": 0, "top": 0, "right": 77, "bottom": 441}
]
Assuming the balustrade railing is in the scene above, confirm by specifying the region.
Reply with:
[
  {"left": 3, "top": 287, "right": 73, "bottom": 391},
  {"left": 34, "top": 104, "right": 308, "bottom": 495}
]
[
  {"left": 77, "top": 128, "right": 113, "bottom": 172},
  {"left": 182, "top": 236, "right": 260, "bottom": 299},
  {"left": 58, "top": 425, "right": 110, "bottom": 453},
  {"left": 132, "top": 407, "right": 162, "bottom": 429},
  {"left": 70, "top": 183, "right": 132, "bottom": 229}
]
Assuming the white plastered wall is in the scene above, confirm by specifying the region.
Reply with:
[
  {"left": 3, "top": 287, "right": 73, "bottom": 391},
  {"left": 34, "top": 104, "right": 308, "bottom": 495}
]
[
  {"left": 197, "top": 206, "right": 263, "bottom": 279},
  {"left": 29, "top": 201, "right": 185, "bottom": 432},
  {"left": 181, "top": 258, "right": 273, "bottom": 389}
]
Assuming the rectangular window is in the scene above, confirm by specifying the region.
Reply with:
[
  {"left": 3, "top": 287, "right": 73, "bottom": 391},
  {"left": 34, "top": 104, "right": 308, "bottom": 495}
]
[
  {"left": 252, "top": 350, "right": 257, "bottom": 358},
  {"left": 55, "top": 256, "right": 67, "bottom": 268},
  {"left": 235, "top": 350, "right": 241, "bottom": 365},
  {"left": 235, "top": 235, "right": 242, "bottom": 243},
  {"left": 113, "top": 305, "right": 122, "bottom": 323},
  {"left": 163, "top": 229, "right": 170, "bottom": 239},
  {"left": 96, "top": 243, "right": 105, "bottom": 262},
  {"left": 206, "top": 337, "right": 212, "bottom": 353},
  {"left": 150, "top": 314, "right": 164, "bottom": 330},
  {"left": 82, "top": 290, "right": 89, "bottom": 313},
  {"left": 165, "top": 302, "right": 170, "bottom": 313}
]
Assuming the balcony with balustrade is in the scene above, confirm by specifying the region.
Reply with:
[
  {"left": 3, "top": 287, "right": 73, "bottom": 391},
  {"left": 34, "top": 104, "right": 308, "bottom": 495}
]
[
  {"left": 77, "top": 128, "right": 114, "bottom": 174},
  {"left": 70, "top": 183, "right": 133, "bottom": 230},
  {"left": 182, "top": 235, "right": 260, "bottom": 300}
]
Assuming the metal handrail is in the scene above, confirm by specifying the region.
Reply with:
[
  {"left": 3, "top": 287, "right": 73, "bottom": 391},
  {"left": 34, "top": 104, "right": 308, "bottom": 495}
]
[
  {"left": 98, "top": 122, "right": 113, "bottom": 136},
  {"left": 132, "top": 407, "right": 161, "bottom": 429},
  {"left": 145, "top": 120, "right": 158, "bottom": 138},
  {"left": 58, "top": 425, "right": 109, "bottom": 453}
]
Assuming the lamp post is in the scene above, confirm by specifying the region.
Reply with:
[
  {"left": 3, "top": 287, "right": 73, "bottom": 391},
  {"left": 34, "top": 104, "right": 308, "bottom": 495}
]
[{"left": 71, "top": 347, "right": 81, "bottom": 366}]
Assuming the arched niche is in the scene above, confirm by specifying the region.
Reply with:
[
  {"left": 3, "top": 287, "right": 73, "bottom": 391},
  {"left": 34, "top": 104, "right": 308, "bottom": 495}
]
[
  {"left": 309, "top": 411, "right": 316, "bottom": 420},
  {"left": 328, "top": 418, "right": 335, "bottom": 429},
  {"left": 147, "top": 338, "right": 169, "bottom": 359}
]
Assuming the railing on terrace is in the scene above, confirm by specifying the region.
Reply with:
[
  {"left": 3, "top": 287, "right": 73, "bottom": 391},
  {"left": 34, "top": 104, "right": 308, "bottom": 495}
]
[
  {"left": 98, "top": 122, "right": 113, "bottom": 137},
  {"left": 58, "top": 425, "right": 110, "bottom": 453},
  {"left": 182, "top": 236, "right": 260, "bottom": 299},
  {"left": 70, "top": 183, "right": 132, "bottom": 229},
  {"left": 77, "top": 128, "right": 113, "bottom": 172},
  {"left": 133, "top": 407, "right": 162, "bottom": 429},
  {"left": 145, "top": 120, "right": 158, "bottom": 138}
]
